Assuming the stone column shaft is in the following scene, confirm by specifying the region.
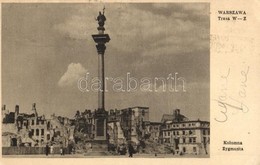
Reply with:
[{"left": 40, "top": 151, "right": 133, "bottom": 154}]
[{"left": 98, "top": 52, "right": 105, "bottom": 110}]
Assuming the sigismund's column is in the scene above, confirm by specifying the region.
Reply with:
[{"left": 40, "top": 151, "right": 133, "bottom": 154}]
[{"left": 92, "top": 9, "right": 110, "bottom": 143}]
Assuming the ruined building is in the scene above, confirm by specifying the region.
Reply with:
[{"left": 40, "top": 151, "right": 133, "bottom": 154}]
[{"left": 2, "top": 104, "right": 74, "bottom": 147}]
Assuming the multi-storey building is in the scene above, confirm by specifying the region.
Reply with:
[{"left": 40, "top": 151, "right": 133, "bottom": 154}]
[
  {"left": 120, "top": 106, "right": 149, "bottom": 144},
  {"left": 145, "top": 122, "right": 161, "bottom": 143},
  {"left": 2, "top": 104, "right": 38, "bottom": 147},
  {"left": 2, "top": 104, "right": 74, "bottom": 147},
  {"left": 73, "top": 109, "right": 95, "bottom": 142},
  {"left": 161, "top": 109, "right": 210, "bottom": 155},
  {"left": 107, "top": 109, "right": 126, "bottom": 148},
  {"left": 107, "top": 107, "right": 149, "bottom": 147}
]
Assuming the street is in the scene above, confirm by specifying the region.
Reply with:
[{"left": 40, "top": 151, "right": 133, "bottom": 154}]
[{"left": 2, "top": 153, "right": 209, "bottom": 158}]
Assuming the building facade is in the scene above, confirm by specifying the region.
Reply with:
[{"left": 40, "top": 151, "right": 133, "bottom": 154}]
[
  {"left": 161, "top": 110, "right": 210, "bottom": 155},
  {"left": 2, "top": 104, "right": 74, "bottom": 147},
  {"left": 145, "top": 122, "right": 161, "bottom": 143}
]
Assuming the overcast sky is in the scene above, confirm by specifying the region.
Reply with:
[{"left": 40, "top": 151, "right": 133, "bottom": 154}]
[{"left": 2, "top": 3, "right": 210, "bottom": 121}]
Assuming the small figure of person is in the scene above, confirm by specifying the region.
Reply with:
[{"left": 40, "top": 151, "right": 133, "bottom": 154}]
[
  {"left": 60, "top": 147, "right": 63, "bottom": 155},
  {"left": 45, "top": 143, "right": 49, "bottom": 156},
  {"left": 89, "top": 143, "right": 92, "bottom": 152},
  {"left": 117, "top": 146, "right": 120, "bottom": 154},
  {"left": 50, "top": 144, "right": 54, "bottom": 155},
  {"left": 128, "top": 143, "right": 134, "bottom": 158},
  {"left": 72, "top": 147, "right": 75, "bottom": 154}
]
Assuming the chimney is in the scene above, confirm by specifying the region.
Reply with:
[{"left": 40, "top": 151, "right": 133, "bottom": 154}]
[
  {"left": 2, "top": 105, "right": 6, "bottom": 111},
  {"left": 173, "top": 109, "right": 181, "bottom": 120},
  {"left": 32, "top": 103, "right": 36, "bottom": 110},
  {"left": 174, "top": 109, "right": 178, "bottom": 117},
  {"left": 15, "top": 105, "right": 19, "bottom": 115},
  {"left": 177, "top": 109, "right": 180, "bottom": 115},
  {"left": 32, "top": 103, "right": 38, "bottom": 116},
  {"left": 110, "top": 109, "right": 114, "bottom": 115}
]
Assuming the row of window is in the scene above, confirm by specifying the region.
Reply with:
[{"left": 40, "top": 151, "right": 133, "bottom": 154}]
[
  {"left": 203, "top": 137, "right": 210, "bottom": 143},
  {"left": 182, "top": 137, "right": 210, "bottom": 144},
  {"left": 21, "top": 121, "right": 44, "bottom": 128},
  {"left": 187, "top": 137, "right": 196, "bottom": 143},
  {"left": 30, "top": 120, "right": 45, "bottom": 125},
  {"left": 22, "top": 120, "right": 46, "bottom": 127},
  {"left": 182, "top": 146, "right": 197, "bottom": 153},
  {"left": 163, "top": 137, "right": 197, "bottom": 144},
  {"left": 163, "top": 130, "right": 195, "bottom": 136},
  {"left": 166, "top": 123, "right": 209, "bottom": 129},
  {"left": 31, "top": 129, "right": 44, "bottom": 136},
  {"left": 166, "top": 123, "right": 197, "bottom": 129},
  {"left": 201, "top": 123, "right": 210, "bottom": 127},
  {"left": 203, "top": 129, "right": 210, "bottom": 135},
  {"left": 149, "top": 127, "right": 160, "bottom": 131},
  {"left": 164, "top": 129, "right": 210, "bottom": 137}
]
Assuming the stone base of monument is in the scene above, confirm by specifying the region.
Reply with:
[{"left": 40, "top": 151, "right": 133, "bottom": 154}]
[{"left": 84, "top": 140, "right": 111, "bottom": 156}]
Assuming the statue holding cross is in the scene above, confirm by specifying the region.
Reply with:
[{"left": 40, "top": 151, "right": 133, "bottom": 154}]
[{"left": 96, "top": 7, "right": 106, "bottom": 27}]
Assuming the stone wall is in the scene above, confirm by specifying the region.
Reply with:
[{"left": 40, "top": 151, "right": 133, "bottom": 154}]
[{"left": 2, "top": 146, "right": 70, "bottom": 155}]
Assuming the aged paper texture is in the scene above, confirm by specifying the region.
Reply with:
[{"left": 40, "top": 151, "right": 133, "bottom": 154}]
[{"left": 0, "top": 0, "right": 259, "bottom": 165}]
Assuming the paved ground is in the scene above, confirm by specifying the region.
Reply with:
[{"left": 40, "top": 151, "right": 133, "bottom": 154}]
[{"left": 2, "top": 153, "right": 209, "bottom": 158}]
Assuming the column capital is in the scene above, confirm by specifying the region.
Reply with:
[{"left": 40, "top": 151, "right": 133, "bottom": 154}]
[
  {"left": 96, "top": 44, "right": 106, "bottom": 55},
  {"left": 92, "top": 34, "right": 110, "bottom": 43}
]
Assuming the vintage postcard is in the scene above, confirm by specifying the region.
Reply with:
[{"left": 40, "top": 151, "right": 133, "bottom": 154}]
[{"left": 0, "top": 0, "right": 259, "bottom": 165}]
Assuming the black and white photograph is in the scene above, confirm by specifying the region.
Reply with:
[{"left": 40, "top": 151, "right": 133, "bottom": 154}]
[{"left": 1, "top": 3, "right": 210, "bottom": 158}]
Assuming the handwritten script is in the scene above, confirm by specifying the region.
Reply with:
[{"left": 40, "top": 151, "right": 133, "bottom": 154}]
[{"left": 215, "top": 66, "right": 250, "bottom": 122}]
